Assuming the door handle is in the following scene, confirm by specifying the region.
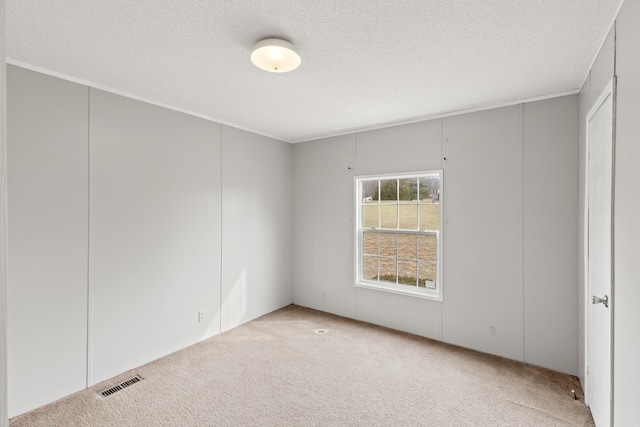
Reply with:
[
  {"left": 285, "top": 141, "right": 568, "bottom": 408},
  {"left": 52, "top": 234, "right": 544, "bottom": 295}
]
[{"left": 591, "top": 295, "right": 609, "bottom": 308}]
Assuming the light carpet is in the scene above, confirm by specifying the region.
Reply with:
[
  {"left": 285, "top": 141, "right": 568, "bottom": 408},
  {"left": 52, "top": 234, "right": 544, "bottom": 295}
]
[{"left": 11, "top": 305, "right": 594, "bottom": 426}]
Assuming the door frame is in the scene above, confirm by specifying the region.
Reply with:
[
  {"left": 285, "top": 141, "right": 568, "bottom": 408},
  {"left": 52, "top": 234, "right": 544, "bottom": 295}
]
[{"left": 584, "top": 77, "right": 616, "bottom": 425}]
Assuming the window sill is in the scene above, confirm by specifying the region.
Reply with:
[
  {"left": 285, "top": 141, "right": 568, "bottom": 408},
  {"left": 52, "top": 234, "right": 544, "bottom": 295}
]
[{"left": 355, "top": 281, "right": 442, "bottom": 302}]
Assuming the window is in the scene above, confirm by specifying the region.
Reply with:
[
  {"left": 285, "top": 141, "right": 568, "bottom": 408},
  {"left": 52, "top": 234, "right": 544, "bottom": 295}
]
[{"left": 355, "top": 171, "right": 442, "bottom": 300}]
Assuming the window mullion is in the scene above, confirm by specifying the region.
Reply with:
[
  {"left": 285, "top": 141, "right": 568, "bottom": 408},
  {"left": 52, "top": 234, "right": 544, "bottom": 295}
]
[
  {"left": 377, "top": 232, "right": 380, "bottom": 283},
  {"left": 415, "top": 230, "right": 419, "bottom": 287},
  {"left": 377, "top": 179, "right": 381, "bottom": 283},
  {"left": 395, "top": 233, "right": 399, "bottom": 284},
  {"left": 377, "top": 179, "right": 381, "bottom": 229},
  {"left": 418, "top": 177, "right": 421, "bottom": 230},
  {"left": 396, "top": 179, "right": 400, "bottom": 229},
  {"left": 396, "top": 179, "right": 399, "bottom": 284}
]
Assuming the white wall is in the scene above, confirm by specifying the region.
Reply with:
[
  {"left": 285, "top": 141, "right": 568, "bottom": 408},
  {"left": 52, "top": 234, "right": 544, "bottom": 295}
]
[
  {"left": 6, "top": 66, "right": 293, "bottom": 416},
  {"left": 441, "top": 106, "right": 524, "bottom": 362},
  {"left": 89, "top": 89, "right": 222, "bottom": 384},
  {"left": 221, "top": 125, "right": 292, "bottom": 332},
  {"left": 292, "top": 142, "right": 314, "bottom": 309},
  {"left": 523, "top": 96, "right": 578, "bottom": 374},
  {"left": 7, "top": 67, "right": 89, "bottom": 415},
  {"left": 293, "top": 99, "right": 579, "bottom": 374},
  {"left": 293, "top": 135, "right": 358, "bottom": 319},
  {"left": 311, "top": 135, "right": 356, "bottom": 318},
  {"left": 613, "top": 1, "right": 640, "bottom": 423}
]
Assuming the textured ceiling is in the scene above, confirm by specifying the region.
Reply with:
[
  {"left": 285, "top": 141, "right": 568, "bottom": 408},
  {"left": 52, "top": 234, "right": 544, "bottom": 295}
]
[{"left": 6, "top": 1, "right": 621, "bottom": 142}]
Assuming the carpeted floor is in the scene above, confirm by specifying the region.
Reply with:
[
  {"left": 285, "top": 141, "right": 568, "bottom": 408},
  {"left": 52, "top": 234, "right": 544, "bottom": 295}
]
[{"left": 11, "top": 305, "right": 594, "bottom": 426}]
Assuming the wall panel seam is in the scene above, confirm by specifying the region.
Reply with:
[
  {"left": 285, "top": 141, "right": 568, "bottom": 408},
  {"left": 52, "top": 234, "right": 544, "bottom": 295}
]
[
  {"left": 522, "top": 103, "right": 526, "bottom": 364},
  {"left": 86, "top": 87, "right": 93, "bottom": 387},
  {"left": 354, "top": 135, "right": 359, "bottom": 320},
  {"left": 219, "top": 125, "right": 223, "bottom": 335},
  {"left": 439, "top": 118, "right": 444, "bottom": 342},
  {"left": 0, "top": 1, "right": 8, "bottom": 421}
]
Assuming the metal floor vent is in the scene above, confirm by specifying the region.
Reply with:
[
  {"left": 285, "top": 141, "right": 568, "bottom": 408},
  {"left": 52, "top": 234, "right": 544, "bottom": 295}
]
[{"left": 99, "top": 375, "right": 143, "bottom": 397}]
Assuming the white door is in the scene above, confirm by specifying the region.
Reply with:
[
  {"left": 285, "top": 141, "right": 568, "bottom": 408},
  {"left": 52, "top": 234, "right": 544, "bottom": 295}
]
[{"left": 585, "top": 79, "right": 614, "bottom": 427}]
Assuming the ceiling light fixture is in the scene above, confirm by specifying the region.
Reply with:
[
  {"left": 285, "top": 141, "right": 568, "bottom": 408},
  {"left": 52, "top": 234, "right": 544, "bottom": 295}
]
[{"left": 251, "top": 38, "right": 301, "bottom": 73}]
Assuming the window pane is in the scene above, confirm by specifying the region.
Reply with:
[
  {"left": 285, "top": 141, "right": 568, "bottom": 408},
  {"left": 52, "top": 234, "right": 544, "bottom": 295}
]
[
  {"left": 419, "top": 202, "right": 440, "bottom": 230},
  {"left": 418, "top": 262, "right": 436, "bottom": 288},
  {"left": 363, "top": 256, "right": 378, "bottom": 281},
  {"left": 398, "top": 178, "right": 416, "bottom": 201},
  {"left": 418, "top": 235, "right": 437, "bottom": 262},
  {"left": 398, "top": 234, "right": 417, "bottom": 259},
  {"left": 419, "top": 176, "right": 439, "bottom": 202},
  {"left": 363, "top": 232, "right": 378, "bottom": 256},
  {"left": 379, "top": 257, "right": 397, "bottom": 284},
  {"left": 398, "top": 260, "right": 417, "bottom": 286},
  {"left": 398, "top": 178, "right": 418, "bottom": 202},
  {"left": 380, "top": 204, "right": 398, "bottom": 229},
  {"left": 399, "top": 204, "right": 418, "bottom": 230},
  {"left": 380, "top": 179, "right": 397, "bottom": 201},
  {"left": 362, "top": 180, "right": 379, "bottom": 201},
  {"left": 379, "top": 233, "right": 396, "bottom": 257},
  {"left": 362, "top": 205, "right": 379, "bottom": 229}
]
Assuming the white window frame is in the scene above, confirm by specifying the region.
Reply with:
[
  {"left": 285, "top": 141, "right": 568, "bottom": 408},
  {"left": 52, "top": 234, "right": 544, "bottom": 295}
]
[{"left": 354, "top": 170, "right": 443, "bottom": 301}]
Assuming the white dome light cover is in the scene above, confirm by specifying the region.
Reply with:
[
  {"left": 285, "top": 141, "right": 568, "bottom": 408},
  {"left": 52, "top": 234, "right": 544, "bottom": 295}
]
[{"left": 251, "top": 38, "right": 301, "bottom": 73}]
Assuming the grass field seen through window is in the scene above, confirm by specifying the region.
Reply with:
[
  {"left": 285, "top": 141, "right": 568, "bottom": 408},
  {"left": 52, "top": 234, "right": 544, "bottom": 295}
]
[{"left": 362, "top": 201, "right": 440, "bottom": 288}]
